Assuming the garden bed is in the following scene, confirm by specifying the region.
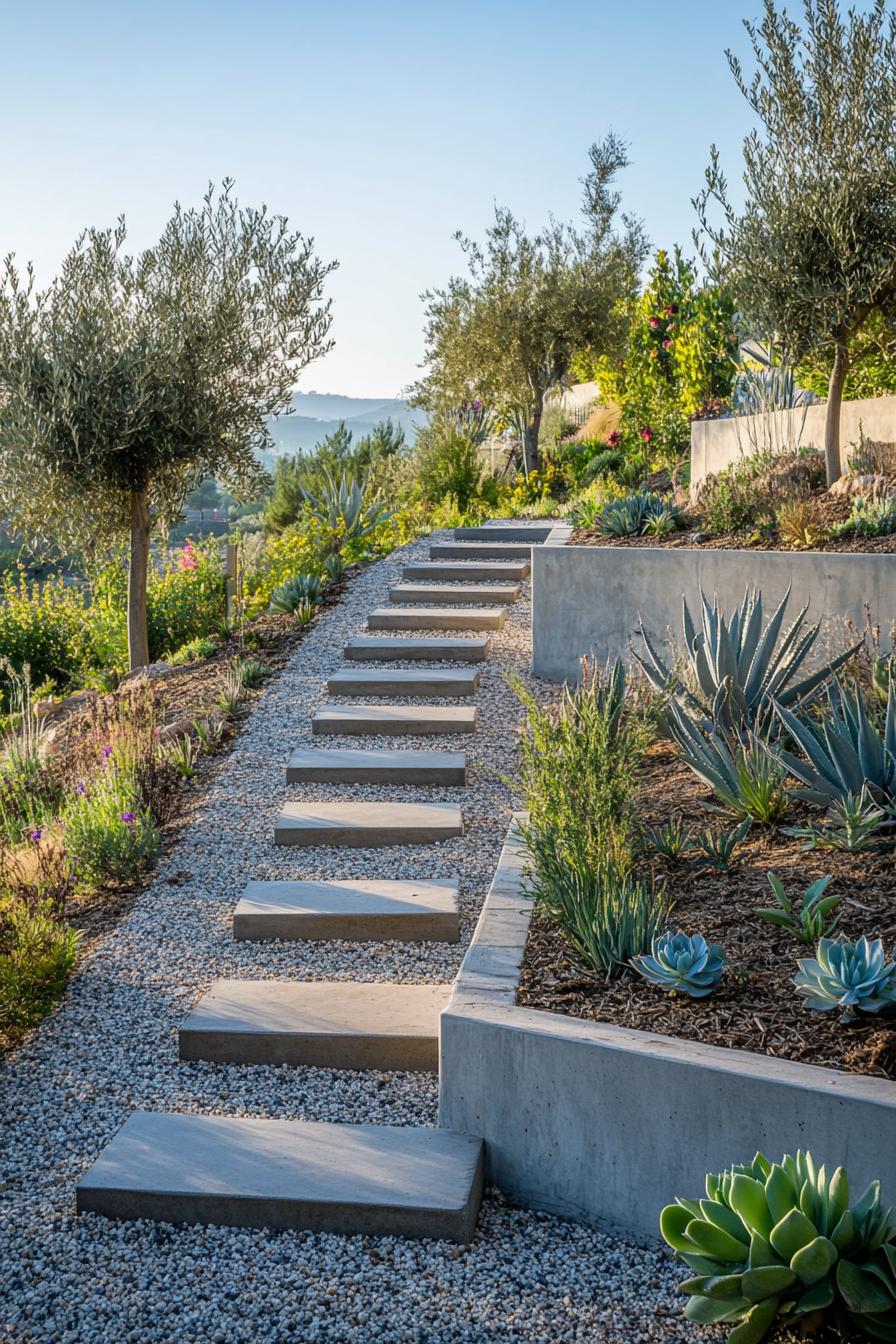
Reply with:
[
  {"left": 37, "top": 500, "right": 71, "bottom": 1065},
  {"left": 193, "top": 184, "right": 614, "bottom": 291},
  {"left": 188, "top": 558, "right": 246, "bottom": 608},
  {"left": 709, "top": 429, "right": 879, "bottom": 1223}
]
[{"left": 517, "top": 740, "right": 896, "bottom": 1080}]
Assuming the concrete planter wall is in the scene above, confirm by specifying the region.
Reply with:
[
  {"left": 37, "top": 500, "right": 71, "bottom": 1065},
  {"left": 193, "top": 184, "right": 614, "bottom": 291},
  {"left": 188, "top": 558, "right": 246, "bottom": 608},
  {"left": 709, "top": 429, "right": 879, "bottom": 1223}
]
[
  {"left": 531, "top": 543, "right": 896, "bottom": 685},
  {"left": 439, "top": 824, "right": 896, "bottom": 1241},
  {"left": 690, "top": 394, "right": 896, "bottom": 485}
]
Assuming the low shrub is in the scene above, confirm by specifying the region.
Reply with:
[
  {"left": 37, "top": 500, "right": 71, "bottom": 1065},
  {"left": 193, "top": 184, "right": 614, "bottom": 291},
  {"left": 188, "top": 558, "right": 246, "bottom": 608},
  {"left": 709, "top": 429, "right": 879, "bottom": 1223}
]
[
  {"left": 0, "top": 838, "right": 79, "bottom": 1039},
  {"left": 0, "top": 663, "right": 63, "bottom": 844},
  {"left": 169, "top": 636, "right": 217, "bottom": 665},
  {"left": 62, "top": 753, "right": 160, "bottom": 893},
  {"left": 831, "top": 493, "right": 896, "bottom": 539}
]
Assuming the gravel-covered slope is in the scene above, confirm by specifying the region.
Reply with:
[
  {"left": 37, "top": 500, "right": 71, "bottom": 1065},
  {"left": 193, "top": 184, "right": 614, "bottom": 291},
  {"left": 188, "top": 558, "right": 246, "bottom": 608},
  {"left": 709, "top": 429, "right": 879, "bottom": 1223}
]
[{"left": 0, "top": 532, "right": 706, "bottom": 1344}]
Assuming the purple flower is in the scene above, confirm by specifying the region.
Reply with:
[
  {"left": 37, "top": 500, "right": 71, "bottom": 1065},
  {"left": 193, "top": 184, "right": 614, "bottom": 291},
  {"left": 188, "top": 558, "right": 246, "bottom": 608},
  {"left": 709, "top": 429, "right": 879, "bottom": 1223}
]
[
  {"left": 30, "top": 828, "right": 43, "bottom": 842},
  {"left": 121, "top": 811, "right": 136, "bottom": 824},
  {"left": 75, "top": 781, "right": 87, "bottom": 796},
  {"left": 102, "top": 745, "right": 113, "bottom": 760},
  {"left": 470, "top": 399, "right": 483, "bottom": 412}
]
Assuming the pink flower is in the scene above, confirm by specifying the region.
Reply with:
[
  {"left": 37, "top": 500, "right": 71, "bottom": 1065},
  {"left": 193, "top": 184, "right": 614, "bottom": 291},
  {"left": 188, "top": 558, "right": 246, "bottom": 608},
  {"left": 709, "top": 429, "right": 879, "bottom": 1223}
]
[
  {"left": 662, "top": 338, "right": 673, "bottom": 350},
  {"left": 180, "top": 543, "right": 198, "bottom": 571},
  {"left": 648, "top": 316, "right": 661, "bottom": 331},
  {"left": 640, "top": 427, "right": 653, "bottom": 443}
]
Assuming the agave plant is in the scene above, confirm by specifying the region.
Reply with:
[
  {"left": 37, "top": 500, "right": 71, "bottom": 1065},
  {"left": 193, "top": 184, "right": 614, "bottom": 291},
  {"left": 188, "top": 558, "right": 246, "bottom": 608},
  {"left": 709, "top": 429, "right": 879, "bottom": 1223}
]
[
  {"left": 757, "top": 873, "right": 839, "bottom": 945},
  {"left": 632, "top": 930, "right": 725, "bottom": 997},
  {"left": 661, "top": 1150, "right": 896, "bottom": 1343},
  {"left": 773, "top": 678, "right": 896, "bottom": 809},
  {"left": 635, "top": 587, "right": 860, "bottom": 736},
  {"left": 323, "top": 552, "right": 345, "bottom": 583},
  {"left": 302, "top": 470, "right": 393, "bottom": 545},
  {"left": 691, "top": 819, "right": 751, "bottom": 869},
  {"left": 643, "top": 815, "right": 693, "bottom": 861},
  {"left": 785, "top": 790, "right": 892, "bottom": 853},
  {"left": 268, "top": 572, "right": 324, "bottom": 614},
  {"left": 794, "top": 936, "right": 896, "bottom": 1022},
  {"left": 662, "top": 704, "right": 789, "bottom": 822},
  {"left": 598, "top": 491, "right": 680, "bottom": 538}
]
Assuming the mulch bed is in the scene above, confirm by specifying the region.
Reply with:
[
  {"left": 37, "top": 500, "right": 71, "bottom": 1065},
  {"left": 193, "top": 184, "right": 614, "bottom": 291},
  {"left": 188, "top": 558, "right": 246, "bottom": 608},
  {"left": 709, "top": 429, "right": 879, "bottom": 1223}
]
[{"left": 518, "top": 741, "right": 896, "bottom": 1080}]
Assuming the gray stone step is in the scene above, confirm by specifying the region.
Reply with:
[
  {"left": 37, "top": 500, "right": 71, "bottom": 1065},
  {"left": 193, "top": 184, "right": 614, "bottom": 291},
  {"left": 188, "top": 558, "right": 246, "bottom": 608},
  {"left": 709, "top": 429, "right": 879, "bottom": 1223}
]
[
  {"left": 344, "top": 636, "right": 490, "bottom": 662},
  {"left": 179, "top": 980, "right": 449, "bottom": 1071},
  {"left": 429, "top": 542, "right": 534, "bottom": 561},
  {"left": 326, "top": 667, "right": 480, "bottom": 698},
  {"left": 389, "top": 583, "right": 520, "bottom": 607},
  {"left": 312, "top": 705, "right": 477, "bottom": 736},
  {"left": 233, "top": 877, "right": 461, "bottom": 943},
  {"left": 286, "top": 747, "right": 466, "bottom": 785},
  {"left": 275, "top": 799, "right": 463, "bottom": 847},
  {"left": 454, "top": 525, "right": 552, "bottom": 543},
  {"left": 76, "top": 1112, "right": 484, "bottom": 1242},
  {"left": 368, "top": 607, "right": 507, "bottom": 632},
  {"left": 402, "top": 561, "right": 530, "bottom": 582}
]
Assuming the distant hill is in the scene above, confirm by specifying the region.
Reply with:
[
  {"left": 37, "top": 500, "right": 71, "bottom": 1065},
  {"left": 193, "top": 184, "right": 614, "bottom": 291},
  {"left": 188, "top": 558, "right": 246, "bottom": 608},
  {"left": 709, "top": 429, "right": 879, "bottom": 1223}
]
[{"left": 266, "top": 391, "right": 423, "bottom": 456}]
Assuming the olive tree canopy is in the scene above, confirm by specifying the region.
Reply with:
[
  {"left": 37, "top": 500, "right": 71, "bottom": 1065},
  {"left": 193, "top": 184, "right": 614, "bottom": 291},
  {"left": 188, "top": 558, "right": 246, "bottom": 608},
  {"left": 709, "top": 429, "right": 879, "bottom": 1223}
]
[
  {"left": 0, "top": 180, "right": 336, "bottom": 666},
  {"left": 411, "top": 136, "right": 647, "bottom": 473},
  {"left": 695, "top": 0, "right": 896, "bottom": 485}
]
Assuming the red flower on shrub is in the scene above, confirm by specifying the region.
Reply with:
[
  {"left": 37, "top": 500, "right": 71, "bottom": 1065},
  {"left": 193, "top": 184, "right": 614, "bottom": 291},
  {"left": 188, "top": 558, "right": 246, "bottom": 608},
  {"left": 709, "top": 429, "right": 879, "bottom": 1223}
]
[
  {"left": 648, "top": 316, "right": 661, "bottom": 331},
  {"left": 640, "top": 427, "right": 653, "bottom": 443},
  {"left": 607, "top": 430, "right": 623, "bottom": 447},
  {"left": 662, "top": 338, "right": 673, "bottom": 350}
]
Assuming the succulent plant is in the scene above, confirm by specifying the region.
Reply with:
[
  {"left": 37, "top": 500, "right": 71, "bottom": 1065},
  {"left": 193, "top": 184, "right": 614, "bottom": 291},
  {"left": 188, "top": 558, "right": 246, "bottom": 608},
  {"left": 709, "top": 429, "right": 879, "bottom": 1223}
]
[
  {"left": 773, "top": 678, "right": 896, "bottom": 810},
  {"left": 644, "top": 815, "right": 692, "bottom": 861},
  {"left": 323, "top": 552, "right": 345, "bottom": 582},
  {"left": 757, "top": 873, "right": 840, "bottom": 944},
  {"left": 794, "top": 936, "right": 896, "bottom": 1021},
  {"left": 661, "top": 1150, "right": 896, "bottom": 1343},
  {"left": 302, "top": 469, "right": 393, "bottom": 544},
  {"left": 785, "top": 789, "right": 892, "bottom": 853},
  {"left": 268, "top": 572, "right": 323, "bottom": 614},
  {"left": 598, "top": 491, "right": 680, "bottom": 537},
  {"left": 635, "top": 587, "right": 860, "bottom": 735},
  {"left": 691, "top": 818, "right": 752, "bottom": 869},
  {"left": 632, "top": 930, "right": 725, "bottom": 997},
  {"left": 662, "top": 706, "right": 789, "bottom": 822}
]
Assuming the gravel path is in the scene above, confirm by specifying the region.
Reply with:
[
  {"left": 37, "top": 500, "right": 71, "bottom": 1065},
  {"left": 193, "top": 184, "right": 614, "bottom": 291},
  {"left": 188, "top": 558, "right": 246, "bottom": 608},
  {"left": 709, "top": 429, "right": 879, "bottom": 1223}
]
[{"left": 0, "top": 532, "right": 705, "bottom": 1344}]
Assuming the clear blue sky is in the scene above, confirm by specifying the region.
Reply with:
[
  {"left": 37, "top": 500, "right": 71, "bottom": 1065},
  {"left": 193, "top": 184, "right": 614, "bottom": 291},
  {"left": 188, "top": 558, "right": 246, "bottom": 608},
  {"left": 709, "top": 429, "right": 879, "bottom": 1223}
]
[{"left": 0, "top": 0, "right": 756, "bottom": 398}]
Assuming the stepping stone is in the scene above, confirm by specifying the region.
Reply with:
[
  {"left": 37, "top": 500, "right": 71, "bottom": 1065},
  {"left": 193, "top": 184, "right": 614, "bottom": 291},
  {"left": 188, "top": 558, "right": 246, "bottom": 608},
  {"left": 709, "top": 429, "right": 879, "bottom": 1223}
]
[
  {"left": 402, "top": 561, "right": 529, "bottom": 582},
  {"left": 275, "top": 800, "right": 462, "bottom": 847},
  {"left": 233, "top": 877, "right": 461, "bottom": 943},
  {"left": 344, "top": 636, "right": 490, "bottom": 662},
  {"left": 178, "top": 980, "right": 450, "bottom": 1071},
  {"left": 429, "top": 542, "right": 533, "bottom": 561},
  {"left": 312, "top": 705, "right": 477, "bottom": 736},
  {"left": 454, "top": 525, "right": 552, "bottom": 543},
  {"left": 326, "top": 667, "right": 480, "bottom": 697},
  {"left": 368, "top": 607, "right": 507, "bottom": 632},
  {"left": 76, "top": 1112, "right": 484, "bottom": 1242},
  {"left": 389, "top": 583, "right": 520, "bottom": 607},
  {"left": 286, "top": 747, "right": 466, "bottom": 785}
]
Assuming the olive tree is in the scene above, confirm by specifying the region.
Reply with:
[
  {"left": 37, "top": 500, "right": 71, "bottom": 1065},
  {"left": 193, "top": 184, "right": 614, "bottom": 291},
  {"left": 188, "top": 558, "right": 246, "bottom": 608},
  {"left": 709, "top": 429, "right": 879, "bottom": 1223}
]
[
  {"left": 695, "top": 0, "right": 896, "bottom": 485},
  {"left": 0, "top": 181, "right": 336, "bottom": 667},
  {"left": 412, "top": 136, "right": 646, "bottom": 473}
]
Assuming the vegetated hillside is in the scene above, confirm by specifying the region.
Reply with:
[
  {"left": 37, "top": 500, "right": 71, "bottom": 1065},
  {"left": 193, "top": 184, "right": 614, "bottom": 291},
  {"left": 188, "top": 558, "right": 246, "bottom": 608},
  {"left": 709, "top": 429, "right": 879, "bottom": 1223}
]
[{"left": 267, "top": 391, "right": 423, "bottom": 454}]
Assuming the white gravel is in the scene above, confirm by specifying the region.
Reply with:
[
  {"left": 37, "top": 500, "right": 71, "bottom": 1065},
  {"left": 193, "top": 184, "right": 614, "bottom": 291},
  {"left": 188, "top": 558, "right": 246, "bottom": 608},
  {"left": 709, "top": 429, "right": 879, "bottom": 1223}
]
[{"left": 0, "top": 531, "right": 705, "bottom": 1343}]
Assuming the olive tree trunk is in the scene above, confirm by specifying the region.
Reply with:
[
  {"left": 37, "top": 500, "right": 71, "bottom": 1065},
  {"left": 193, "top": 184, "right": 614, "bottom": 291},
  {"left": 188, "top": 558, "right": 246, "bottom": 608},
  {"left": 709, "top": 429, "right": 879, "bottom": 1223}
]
[
  {"left": 522, "top": 391, "right": 543, "bottom": 476},
  {"left": 824, "top": 332, "right": 850, "bottom": 487},
  {"left": 127, "top": 489, "right": 151, "bottom": 671}
]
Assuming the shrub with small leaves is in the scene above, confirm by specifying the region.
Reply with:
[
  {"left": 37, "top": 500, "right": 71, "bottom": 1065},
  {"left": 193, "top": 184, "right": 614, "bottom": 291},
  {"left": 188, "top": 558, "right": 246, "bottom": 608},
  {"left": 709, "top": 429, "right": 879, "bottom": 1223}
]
[
  {"left": 169, "top": 636, "right": 217, "bottom": 666},
  {"left": 757, "top": 873, "right": 840, "bottom": 944},
  {"left": 62, "top": 752, "right": 160, "bottom": 892}
]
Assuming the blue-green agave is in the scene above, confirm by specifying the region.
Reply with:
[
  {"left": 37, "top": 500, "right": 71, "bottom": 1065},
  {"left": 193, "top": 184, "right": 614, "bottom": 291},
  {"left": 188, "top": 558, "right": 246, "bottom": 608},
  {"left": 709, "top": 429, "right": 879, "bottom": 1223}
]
[
  {"left": 635, "top": 587, "right": 860, "bottom": 734},
  {"left": 268, "top": 572, "right": 323, "bottom": 614},
  {"left": 598, "top": 491, "right": 680, "bottom": 537},
  {"left": 773, "top": 678, "right": 896, "bottom": 809},
  {"left": 794, "top": 936, "right": 896, "bottom": 1022},
  {"left": 302, "top": 469, "right": 393, "bottom": 541},
  {"left": 632, "top": 930, "right": 725, "bottom": 997},
  {"left": 661, "top": 1150, "right": 896, "bottom": 1343}
]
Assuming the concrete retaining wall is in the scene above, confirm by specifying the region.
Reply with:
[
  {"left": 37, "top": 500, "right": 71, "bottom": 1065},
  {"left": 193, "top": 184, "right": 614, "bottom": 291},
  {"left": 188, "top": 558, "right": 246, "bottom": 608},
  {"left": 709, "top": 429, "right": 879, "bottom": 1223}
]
[
  {"left": 690, "top": 394, "right": 896, "bottom": 484},
  {"left": 439, "top": 824, "right": 896, "bottom": 1242},
  {"left": 531, "top": 544, "right": 896, "bottom": 685}
]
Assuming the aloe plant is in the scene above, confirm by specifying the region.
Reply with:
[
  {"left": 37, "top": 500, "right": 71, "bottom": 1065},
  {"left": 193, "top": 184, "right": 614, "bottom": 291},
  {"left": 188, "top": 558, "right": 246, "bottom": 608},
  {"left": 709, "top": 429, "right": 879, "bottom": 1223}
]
[
  {"left": 785, "top": 789, "right": 892, "bottom": 853},
  {"left": 794, "top": 936, "right": 896, "bottom": 1021},
  {"left": 661, "top": 1150, "right": 896, "bottom": 1343},
  {"left": 757, "top": 873, "right": 840, "bottom": 944},
  {"left": 635, "top": 587, "right": 860, "bottom": 735},
  {"left": 632, "top": 930, "right": 725, "bottom": 997},
  {"left": 691, "top": 818, "right": 752, "bottom": 869},
  {"left": 773, "top": 678, "right": 896, "bottom": 809},
  {"left": 302, "top": 469, "right": 393, "bottom": 546}
]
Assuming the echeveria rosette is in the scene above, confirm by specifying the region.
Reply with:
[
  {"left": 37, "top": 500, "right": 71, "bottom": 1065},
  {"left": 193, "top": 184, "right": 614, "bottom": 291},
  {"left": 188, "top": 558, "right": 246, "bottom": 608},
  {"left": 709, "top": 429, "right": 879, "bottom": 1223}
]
[
  {"left": 794, "top": 936, "right": 896, "bottom": 1023},
  {"left": 631, "top": 930, "right": 725, "bottom": 998},
  {"left": 661, "top": 1150, "right": 896, "bottom": 1343}
]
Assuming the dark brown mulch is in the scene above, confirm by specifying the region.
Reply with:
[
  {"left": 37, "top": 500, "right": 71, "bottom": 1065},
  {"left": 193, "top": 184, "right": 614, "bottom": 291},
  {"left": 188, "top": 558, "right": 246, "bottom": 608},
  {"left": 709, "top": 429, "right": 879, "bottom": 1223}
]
[{"left": 518, "top": 741, "right": 896, "bottom": 1079}]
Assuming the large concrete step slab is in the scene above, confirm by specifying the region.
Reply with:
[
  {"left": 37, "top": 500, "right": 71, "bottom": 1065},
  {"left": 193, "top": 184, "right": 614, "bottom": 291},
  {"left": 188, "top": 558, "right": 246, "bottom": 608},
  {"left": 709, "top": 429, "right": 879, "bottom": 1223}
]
[
  {"left": 368, "top": 607, "right": 507, "bottom": 632},
  {"left": 430, "top": 542, "right": 534, "bottom": 561},
  {"left": 326, "top": 667, "right": 480, "bottom": 697},
  {"left": 344, "top": 636, "right": 490, "bottom": 662},
  {"left": 454, "top": 525, "right": 552, "bottom": 543},
  {"left": 286, "top": 747, "right": 466, "bottom": 785},
  {"left": 76, "top": 1112, "right": 484, "bottom": 1242},
  {"left": 312, "top": 705, "right": 477, "bottom": 736},
  {"left": 275, "top": 800, "right": 463, "bottom": 847},
  {"left": 403, "top": 561, "right": 529, "bottom": 582},
  {"left": 179, "top": 980, "right": 450, "bottom": 1071},
  {"left": 389, "top": 583, "right": 520, "bottom": 607},
  {"left": 233, "top": 877, "right": 461, "bottom": 943}
]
